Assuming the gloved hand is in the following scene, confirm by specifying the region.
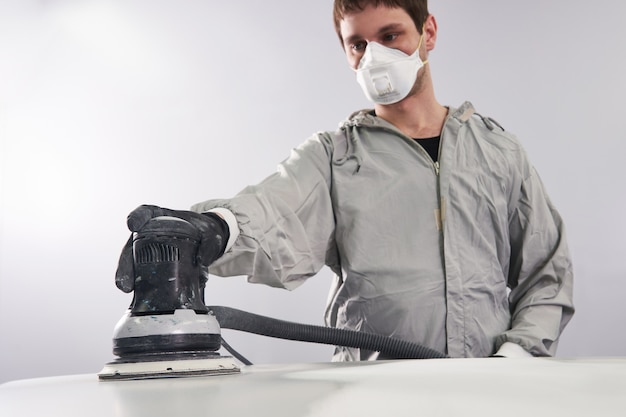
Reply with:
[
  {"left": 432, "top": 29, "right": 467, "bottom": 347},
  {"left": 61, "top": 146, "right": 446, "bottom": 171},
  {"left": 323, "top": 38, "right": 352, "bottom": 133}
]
[{"left": 115, "top": 204, "right": 230, "bottom": 293}]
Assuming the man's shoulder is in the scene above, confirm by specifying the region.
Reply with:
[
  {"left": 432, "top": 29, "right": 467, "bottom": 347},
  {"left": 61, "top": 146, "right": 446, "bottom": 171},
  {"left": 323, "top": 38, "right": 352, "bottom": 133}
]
[
  {"left": 336, "top": 108, "right": 377, "bottom": 129},
  {"left": 452, "top": 101, "right": 523, "bottom": 150}
]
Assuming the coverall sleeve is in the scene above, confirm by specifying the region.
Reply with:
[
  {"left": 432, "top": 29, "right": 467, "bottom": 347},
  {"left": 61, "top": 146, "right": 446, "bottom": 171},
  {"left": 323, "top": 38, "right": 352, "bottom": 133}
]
[
  {"left": 191, "top": 133, "right": 336, "bottom": 290},
  {"left": 498, "top": 166, "right": 575, "bottom": 356}
]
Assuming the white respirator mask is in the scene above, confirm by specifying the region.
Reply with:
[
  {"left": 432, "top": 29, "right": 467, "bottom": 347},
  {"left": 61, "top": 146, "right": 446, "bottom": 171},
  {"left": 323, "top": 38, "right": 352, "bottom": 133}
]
[{"left": 355, "top": 34, "right": 428, "bottom": 105}]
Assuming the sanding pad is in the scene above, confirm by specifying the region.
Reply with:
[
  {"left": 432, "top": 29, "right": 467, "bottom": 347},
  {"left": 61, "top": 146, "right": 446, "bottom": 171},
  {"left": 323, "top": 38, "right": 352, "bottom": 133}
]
[{"left": 98, "top": 355, "right": 240, "bottom": 381}]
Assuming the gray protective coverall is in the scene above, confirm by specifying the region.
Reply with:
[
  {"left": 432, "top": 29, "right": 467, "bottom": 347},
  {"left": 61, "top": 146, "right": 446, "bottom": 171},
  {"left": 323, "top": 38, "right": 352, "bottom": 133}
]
[{"left": 192, "top": 102, "right": 574, "bottom": 359}]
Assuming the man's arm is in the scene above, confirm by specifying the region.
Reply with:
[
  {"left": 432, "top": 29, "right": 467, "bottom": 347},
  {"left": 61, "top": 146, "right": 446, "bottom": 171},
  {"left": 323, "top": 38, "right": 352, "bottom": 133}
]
[
  {"left": 191, "top": 133, "right": 337, "bottom": 290},
  {"left": 497, "top": 167, "right": 575, "bottom": 356}
]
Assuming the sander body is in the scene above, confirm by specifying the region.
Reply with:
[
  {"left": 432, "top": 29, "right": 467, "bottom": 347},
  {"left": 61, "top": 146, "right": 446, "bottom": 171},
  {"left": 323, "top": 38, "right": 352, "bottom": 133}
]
[{"left": 98, "top": 216, "right": 239, "bottom": 380}]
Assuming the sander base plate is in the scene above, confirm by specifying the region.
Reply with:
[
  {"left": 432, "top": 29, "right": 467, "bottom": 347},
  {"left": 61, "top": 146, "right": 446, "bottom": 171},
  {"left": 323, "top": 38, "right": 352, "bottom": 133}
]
[{"left": 98, "top": 355, "right": 240, "bottom": 381}]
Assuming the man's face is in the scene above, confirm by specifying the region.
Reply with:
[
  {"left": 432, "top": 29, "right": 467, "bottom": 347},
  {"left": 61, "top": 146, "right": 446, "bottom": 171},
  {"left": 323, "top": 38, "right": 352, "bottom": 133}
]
[{"left": 339, "top": 4, "right": 422, "bottom": 70}]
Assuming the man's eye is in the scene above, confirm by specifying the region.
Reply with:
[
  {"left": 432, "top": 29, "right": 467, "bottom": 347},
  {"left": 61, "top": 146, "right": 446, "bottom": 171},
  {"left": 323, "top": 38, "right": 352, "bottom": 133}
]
[
  {"left": 383, "top": 33, "right": 398, "bottom": 42},
  {"left": 351, "top": 42, "right": 367, "bottom": 52}
]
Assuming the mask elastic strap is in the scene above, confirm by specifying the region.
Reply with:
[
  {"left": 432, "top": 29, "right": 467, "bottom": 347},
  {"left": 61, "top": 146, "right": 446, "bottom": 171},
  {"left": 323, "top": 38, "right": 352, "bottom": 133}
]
[{"left": 417, "top": 24, "right": 428, "bottom": 65}]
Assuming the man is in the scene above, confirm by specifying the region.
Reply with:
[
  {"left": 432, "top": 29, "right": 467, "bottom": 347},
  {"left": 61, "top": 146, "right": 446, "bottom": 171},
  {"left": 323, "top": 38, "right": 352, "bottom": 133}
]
[{"left": 117, "top": 0, "right": 574, "bottom": 359}]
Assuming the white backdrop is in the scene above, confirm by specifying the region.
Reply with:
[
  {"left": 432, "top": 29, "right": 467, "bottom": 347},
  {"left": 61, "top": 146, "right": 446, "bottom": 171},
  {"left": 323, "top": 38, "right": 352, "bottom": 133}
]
[{"left": 1, "top": 0, "right": 625, "bottom": 384}]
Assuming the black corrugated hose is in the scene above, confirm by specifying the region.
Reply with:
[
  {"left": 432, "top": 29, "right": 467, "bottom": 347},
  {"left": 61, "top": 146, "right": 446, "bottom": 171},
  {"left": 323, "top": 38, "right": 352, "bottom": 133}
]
[{"left": 208, "top": 305, "right": 448, "bottom": 364}]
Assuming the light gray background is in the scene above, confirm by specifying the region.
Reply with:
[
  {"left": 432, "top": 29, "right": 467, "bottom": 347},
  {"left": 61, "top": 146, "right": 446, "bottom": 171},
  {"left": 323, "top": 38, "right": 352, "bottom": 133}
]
[{"left": 1, "top": 0, "right": 624, "bottom": 384}]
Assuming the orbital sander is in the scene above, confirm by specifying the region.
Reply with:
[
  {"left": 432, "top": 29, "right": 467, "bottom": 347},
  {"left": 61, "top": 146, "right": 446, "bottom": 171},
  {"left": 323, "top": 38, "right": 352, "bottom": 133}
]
[
  {"left": 99, "top": 211, "right": 448, "bottom": 381},
  {"left": 98, "top": 216, "right": 239, "bottom": 380}
]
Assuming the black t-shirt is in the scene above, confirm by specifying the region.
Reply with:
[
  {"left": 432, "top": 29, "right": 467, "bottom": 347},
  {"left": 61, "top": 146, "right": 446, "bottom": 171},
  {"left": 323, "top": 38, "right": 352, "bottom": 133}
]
[{"left": 415, "top": 136, "right": 440, "bottom": 162}]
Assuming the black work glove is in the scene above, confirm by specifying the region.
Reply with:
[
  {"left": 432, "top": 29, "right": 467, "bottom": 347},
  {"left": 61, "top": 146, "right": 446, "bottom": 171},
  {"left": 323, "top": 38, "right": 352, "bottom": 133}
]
[{"left": 115, "top": 204, "right": 230, "bottom": 293}]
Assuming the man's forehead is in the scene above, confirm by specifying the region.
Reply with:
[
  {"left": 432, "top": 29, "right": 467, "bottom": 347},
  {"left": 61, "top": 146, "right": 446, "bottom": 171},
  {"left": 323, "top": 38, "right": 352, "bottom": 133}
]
[{"left": 339, "top": 6, "right": 413, "bottom": 41}]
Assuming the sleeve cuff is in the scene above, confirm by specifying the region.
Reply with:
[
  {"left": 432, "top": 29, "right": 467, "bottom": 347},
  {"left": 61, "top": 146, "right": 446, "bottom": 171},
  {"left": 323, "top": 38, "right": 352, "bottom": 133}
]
[
  {"left": 207, "top": 207, "right": 240, "bottom": 251},
  {"left": 495, "top": 342, "right": 533, "bottom": 358}
]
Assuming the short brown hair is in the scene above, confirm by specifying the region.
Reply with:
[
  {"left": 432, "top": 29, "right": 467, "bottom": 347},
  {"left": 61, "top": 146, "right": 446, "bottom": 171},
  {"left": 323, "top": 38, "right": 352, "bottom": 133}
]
[{"left": 333, "top": 0, "right": 429, "bottom": 44}]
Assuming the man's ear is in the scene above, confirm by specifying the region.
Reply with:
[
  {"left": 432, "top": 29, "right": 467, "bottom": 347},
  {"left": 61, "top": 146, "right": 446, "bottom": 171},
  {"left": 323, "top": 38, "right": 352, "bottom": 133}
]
[{"left": 423, "top": 14, "right": 438, "bottom": 51}]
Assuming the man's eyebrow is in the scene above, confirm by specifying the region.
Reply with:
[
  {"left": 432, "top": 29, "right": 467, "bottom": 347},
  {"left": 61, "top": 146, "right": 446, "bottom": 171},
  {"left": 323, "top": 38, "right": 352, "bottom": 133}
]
[
  {"left": 344, "top": 33, "right": 364, "bottom": 46},
  {"left": 344, "top": 23, "right": 406, "bottom": 45},
  {"left": 377, "top": 23, "right": 405, "bottom": 34}
]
